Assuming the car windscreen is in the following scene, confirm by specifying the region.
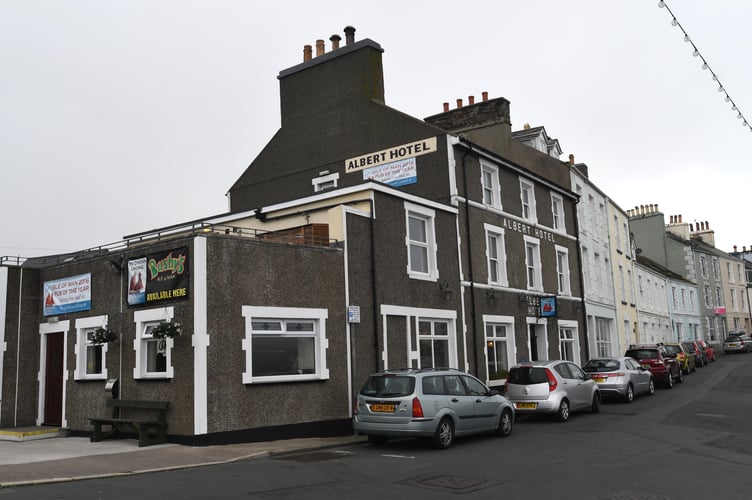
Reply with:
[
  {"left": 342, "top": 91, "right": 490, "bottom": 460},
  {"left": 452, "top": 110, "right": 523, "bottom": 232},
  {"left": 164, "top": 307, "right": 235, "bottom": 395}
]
[
  {"left": 583, "top": 359, "right": 620, "bottom": 372},
  {"left": 359, "top": 375, "right": 415, "bottom": 397},
  {"left": 626, "top": 349, "right": 658, "bottom": 361},
  {"left": 508, "top": 367, "right": 548, "bottom": 384}
]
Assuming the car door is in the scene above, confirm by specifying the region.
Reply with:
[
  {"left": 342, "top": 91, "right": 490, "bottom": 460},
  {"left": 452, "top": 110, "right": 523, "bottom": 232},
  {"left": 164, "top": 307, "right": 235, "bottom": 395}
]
[
  {"left": 626, "top": 358, "right": 649, "bottom": 393},
  {"left": 461, "top": 375, "right": 500, "bottom": 431},
  {"left": 443, "top": 374, "right": 475, "bottom": 433},
  {"left": 561, "top": 362, "right": 592, "bottom": 410}
]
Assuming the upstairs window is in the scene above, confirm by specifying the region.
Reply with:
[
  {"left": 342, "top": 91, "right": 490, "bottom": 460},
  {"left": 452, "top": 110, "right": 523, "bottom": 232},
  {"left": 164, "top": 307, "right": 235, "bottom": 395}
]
[
  {"left": 312, "top": 172, "right": 339, "bottom": 192},
  {"left": 405, "top": 202, "right": 439, "bottom": 281},
  {"left": 481, "top": 160, "right": 501, "bottom": 209},
  {"left": 551, "top": 194, "right": 565, "bottom": 232},
  {"left": 700, "top": 255, "right": 708, "bottom": 278},
  {"left": 484, "top": 224, "right": 508, "bottom": 286},
  {"left": 556, "top": 245, "right": 571, "bottom": 296},
  {"left": 519, "top": 179, "right": 537, "bottom": 223},
  {"left": 524, "top": 236, "right": 542, "bottom": 291}
]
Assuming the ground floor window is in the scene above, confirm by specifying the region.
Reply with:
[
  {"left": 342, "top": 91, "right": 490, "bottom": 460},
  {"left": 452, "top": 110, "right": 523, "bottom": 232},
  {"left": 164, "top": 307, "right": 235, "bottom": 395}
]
[
  {"left": 418, "top": 319, "right": 450, "bottom": 368},
  {"left": 484, "top": 315, "right": 515, "bottom": 384},
  {"left": 242, "top": 306, "right": 329, "bottom": 384},
  {"left": 559, "top": 320, "right": 580, "bottom": 364},
  {"left": 133, "top": 307, "right": 175, "bottom": 379},
  {"left": 74, "top": 315, "right": 110, "bottom": 380},
  {"left": 595, "top": 318, "right": 611, "bottom": 357}
]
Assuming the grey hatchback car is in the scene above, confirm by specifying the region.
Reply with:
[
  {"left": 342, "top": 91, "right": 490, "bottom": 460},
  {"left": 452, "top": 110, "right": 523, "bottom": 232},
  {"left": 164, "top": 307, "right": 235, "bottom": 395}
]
[
  {"left": 505, "top": 360, "right": 600, "bottom": 422},
  {"left": 353, "top": 368, "right": 515, "bottom": 449}
]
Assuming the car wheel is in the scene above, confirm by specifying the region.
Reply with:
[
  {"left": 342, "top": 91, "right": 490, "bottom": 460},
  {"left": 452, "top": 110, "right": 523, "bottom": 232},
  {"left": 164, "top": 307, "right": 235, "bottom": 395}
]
[
  {"left": 676, "top": 369, "right": 684, "bottom": 383},
  {"left": 367, "top": 435, "right": 388, "bottom": 445},
  {"left": 432, "top": 417, "right": 455, "bottom": 449},
  {"left": 557, "top": 399, "right": 570, "bottom": 422},
  {"left": 624, "top": 384, "right": 634, "bottom": 403},
  {"left": 496, "top": 408, "right": 513, "bottom": 437},
  {"left": 647, "top": 378, "right": 656, "bottom": 396},
  {"left": 590, "top": 393, "right": 600, "bottom": 414},
  {"left": 665, "top": 373, "right": 673, "bottom": 389}
]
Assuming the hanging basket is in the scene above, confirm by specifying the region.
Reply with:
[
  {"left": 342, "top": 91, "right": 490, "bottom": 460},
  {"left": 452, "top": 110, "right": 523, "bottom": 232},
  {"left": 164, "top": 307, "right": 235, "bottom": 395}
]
[
  {"left": 91, "top": 327, "right": 118, "bottom": 345},
  {"left": 151, "top": 320, "right": 183, "bottom": 340}
]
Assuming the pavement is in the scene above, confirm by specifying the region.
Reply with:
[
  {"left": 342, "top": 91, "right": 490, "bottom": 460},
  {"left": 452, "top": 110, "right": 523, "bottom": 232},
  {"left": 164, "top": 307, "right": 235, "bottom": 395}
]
[{"left": 0, "top": 431, "right": 366, "bottom": 488}]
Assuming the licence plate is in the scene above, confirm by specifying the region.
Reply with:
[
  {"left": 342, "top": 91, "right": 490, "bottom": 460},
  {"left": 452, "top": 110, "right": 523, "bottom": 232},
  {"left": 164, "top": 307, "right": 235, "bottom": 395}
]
[
  {"left": 515, "top": 402, "right": 537, "bottom": 409},
  {"left": 370, "top": 404, "right": 395, "bottom": 413},
  {"left": 593, "top": 377, "right": 605, "bottom": 383}
]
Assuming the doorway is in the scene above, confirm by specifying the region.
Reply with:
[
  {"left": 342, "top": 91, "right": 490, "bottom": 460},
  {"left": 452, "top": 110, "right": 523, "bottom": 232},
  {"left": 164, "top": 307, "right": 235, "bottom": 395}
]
[
  {"left": 43, "top": 332, "right": 64, "bottom": 426},
  {"left": 528, "top": 322, "right": 547, "bottom": 361}
]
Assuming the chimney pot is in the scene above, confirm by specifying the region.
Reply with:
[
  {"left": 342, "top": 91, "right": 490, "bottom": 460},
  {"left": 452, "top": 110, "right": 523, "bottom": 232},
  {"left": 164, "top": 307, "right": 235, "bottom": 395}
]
[
  {"left": 468, "top": 95, "right": 475, "bottom": 105},
  {"left": 568, "top": 154, "right": 574, "bottom": 165},
  {"left": 456, "top": 98, "right": 463, "bottom": 108},
  {"left": 670, "top": 215, "right": 674, "bottom": 224},
  {"left": 330, "top": 34, "right": 341, "bottom": 50},
  {"left": 705, "top": 221, "right": 710, "bottom": 229},
  {"left": 344, "top": 26, "right": 356, "bottom": 45},
  {"left": 316, "top": 39, "right": 325, "bottom": 57},
  {"left": 303, "top": 45, "right": 312, "bottom": 62},
  {"left": 734, "top": 245, "right": 738, "bottom": 252},
  {"left": 678, "top": 214, "right": 682, "bottom": 223},
  {"left": 443, "top": 102, "right": 449, "bottom": 112},
  {"left": 482, "top": 91, "right": 488, "bottom": 101},
  {"left": 690, "top": 223, "right": 694, "bottom": 231}
]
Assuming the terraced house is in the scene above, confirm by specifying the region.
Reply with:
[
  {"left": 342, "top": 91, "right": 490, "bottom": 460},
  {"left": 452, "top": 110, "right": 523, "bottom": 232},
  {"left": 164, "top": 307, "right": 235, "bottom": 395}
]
[{"left": 0, "top": 28, "right": 586, "bottom": 443}]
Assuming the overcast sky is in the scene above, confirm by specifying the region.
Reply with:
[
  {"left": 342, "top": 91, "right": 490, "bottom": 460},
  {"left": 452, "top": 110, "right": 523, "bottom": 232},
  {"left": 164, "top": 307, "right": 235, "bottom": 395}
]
[{"left": 2, "top": 1, "right": 751, "bottom": 259}]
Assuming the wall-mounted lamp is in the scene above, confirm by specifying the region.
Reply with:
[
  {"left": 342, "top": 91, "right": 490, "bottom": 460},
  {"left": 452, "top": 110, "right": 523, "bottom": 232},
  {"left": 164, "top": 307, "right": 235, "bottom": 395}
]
[
  {"left": 487, "top": 288, "right": 497, "bottom": 306},
  {"left": 518, "top": 294, "right": 529, "bottom": 306},
  {"left": 439, "top": 280, "right": 452, "bottom": 302}
]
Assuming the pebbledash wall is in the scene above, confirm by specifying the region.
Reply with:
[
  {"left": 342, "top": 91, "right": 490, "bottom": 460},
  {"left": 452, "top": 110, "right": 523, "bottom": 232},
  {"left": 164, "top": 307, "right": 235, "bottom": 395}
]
[{"left": 0, "top": 235, "right": 349, "bottom": 444}]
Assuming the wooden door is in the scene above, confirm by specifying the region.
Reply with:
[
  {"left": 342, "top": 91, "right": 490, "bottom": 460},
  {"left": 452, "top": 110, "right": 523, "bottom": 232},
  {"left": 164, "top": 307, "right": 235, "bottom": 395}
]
[{"left": 43, "top": 332, "right": 64, "bottom": 426}]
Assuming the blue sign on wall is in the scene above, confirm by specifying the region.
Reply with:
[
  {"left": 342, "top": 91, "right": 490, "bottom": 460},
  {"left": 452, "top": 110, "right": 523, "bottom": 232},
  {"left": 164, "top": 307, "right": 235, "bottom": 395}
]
[{"left": 540, "top": 296, "right": 557, "bottom": 317}]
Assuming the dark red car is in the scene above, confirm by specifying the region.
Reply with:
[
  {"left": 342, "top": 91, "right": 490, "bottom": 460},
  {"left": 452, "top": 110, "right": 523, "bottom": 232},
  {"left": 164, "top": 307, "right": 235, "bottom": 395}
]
[
  {"left": 696, "top": 339, "right": 715, "bottom": 362},
  {"left": 625, "top": 344, "right": 683, "bottom": 388}
]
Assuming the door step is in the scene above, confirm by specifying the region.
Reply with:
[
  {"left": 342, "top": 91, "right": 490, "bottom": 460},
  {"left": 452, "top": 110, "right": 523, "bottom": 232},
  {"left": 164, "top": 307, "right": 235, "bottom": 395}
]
[{"left": 0, "top": 427, "right": 67, "bottom": 442}]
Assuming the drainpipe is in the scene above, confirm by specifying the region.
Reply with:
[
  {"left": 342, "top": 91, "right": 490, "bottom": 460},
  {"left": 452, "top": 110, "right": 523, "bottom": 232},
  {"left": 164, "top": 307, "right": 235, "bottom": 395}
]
[
  {"left": 572, "top": 196, "right": 589, "bottom": 358},
  {"left": 460, "top": 142, "right": 480, "bottom": 376},
  {"left": 369, "top": 198, "right": 380, "bottom": 370},
  {"left": 14, "top": 268, "right": 23, "bottom": 427}
]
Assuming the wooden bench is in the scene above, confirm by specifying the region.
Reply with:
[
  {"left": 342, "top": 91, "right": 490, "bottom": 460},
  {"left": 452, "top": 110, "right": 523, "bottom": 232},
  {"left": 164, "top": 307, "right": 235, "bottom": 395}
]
[{"left": 90, "top": 399, "right": 168, "bottom": 447}]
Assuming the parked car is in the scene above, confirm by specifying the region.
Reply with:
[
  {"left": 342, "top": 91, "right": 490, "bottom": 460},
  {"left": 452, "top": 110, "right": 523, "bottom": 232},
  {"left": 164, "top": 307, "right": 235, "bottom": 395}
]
[
  {"left": 724, "top": 335, "right": 752, "bottom": 354},
  {"left": 504, "top": 360, "right": 600, "bottom": 422},
  {"left": 583, "top": 357, "right": 655, "bottom": 403},
  {"left": 353, "top": 368, "right": 515, "bottom": 449},
  {"left": 682, "top": 341, "right": 707, "bottom": 367},
  {"left": 664, "top": 342, "right": 695, "bottom": 374},
  {"left": 696, "top": 339, "right": 716, "bottom": 362},
  {"left": 625, "top": 344, "right": 683, "bottom": 388}
]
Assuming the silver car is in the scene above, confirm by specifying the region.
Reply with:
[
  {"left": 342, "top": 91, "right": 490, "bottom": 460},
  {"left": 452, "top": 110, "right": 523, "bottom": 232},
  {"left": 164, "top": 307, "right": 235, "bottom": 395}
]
[
  {"left": 505, "top": 360, "right": 600, "bottom": 422},
  {"left": 353, "top": 368, "right": 515, "bottom": 449},
  {"left": 583, "top": 357, "right": 655, "bottom": 403}
]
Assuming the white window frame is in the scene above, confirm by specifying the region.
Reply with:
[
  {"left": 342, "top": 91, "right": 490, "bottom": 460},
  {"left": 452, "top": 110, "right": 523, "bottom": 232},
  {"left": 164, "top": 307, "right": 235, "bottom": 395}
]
[
  {"left": 700, "top": 255, "right": 708, "bottom": 278},
  {"left": 133, "top": 307, "right": 176, "bottom": 380},
  {"left": 551, "top": 193, "right": 565, "bottom": 232},
  {"left": 480, "top": 160, "right": 501, "bottom": 209},
  {"left": 483, "top": 315, "right": 515, "bottom": 386},
  {"left": 417, "top": 318, "right": 452, "bottom": 369},
  {"left": 559, "top": 320, "right": 580, "bottom": 365},
  {"left": 519, "top": 179, "right": 537, "bottom": 223},
  {"left": 594, "top": 318, "right": 611, "bottom": 358},
  {"left": 727, "top": 262, "right": 734, "bottom": 283},
  {"left": 484, "top": 223, "right": 508, "bottom": 287},
  {"left": 241, "top": 306, "right": 329, "bottom": 384},
  {"left": 404, "top": 202, "right": 439, "bottom": 281},
  {"left": 555, "top": 245, "right": 571, "bottom": 296},
  {"left": 312, "top": 172, "right": 339, "bottom": 192},
  {"left": 74, "top": 315, "right": 109, "bottom": 380},
  {"left": 524, "top": 235, "right": 543, "bottom": 292},
  {"left": 731, "top": 288, "right": 737, "bottom": 311}
]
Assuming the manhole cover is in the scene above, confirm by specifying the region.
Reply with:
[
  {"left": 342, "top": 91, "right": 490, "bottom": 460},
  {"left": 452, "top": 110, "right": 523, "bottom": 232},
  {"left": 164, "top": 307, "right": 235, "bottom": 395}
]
[{"left": 401, "top": 474, "right": 496, "bottom": 494}]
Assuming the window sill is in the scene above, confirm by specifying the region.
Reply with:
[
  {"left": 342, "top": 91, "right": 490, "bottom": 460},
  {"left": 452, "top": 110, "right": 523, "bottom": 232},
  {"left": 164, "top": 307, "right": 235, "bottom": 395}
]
[
  {"left": 243, "top": 373, "right": 328, "bottom": 384},
  {"left": 75, "top": 374, "right": 107, "bottom": 381}
]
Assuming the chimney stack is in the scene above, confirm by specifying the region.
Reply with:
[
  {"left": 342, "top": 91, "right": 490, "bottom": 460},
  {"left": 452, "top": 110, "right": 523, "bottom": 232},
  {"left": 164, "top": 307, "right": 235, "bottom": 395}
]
[
  {"left": 468, "top": 95, "right": 475, "bottom": 105},
  {"left": 443, "top": 102, "right": 449, "bottom": 112},
  {"left": 569, "top": 154, "right": 575, "bottom": 165},
  {"left": 330, "top": 34, "right": 341, "bottom": 50},
  {"left": 705, "top": 221, "right": 710, "bottom": 229},
  {"left": 456, "top": 98, "right": 463, "bottom": 109},
  {"left": 482, "top": 91, "right": 489, "bottom": 101},
  {"left": 344, "top": 25, "right": 356, "bottom": 45}
]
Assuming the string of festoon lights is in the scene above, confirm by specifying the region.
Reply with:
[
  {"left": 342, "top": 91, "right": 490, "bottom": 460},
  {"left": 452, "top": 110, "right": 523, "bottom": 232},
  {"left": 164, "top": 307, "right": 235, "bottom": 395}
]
[{"left": 658, "top": 0, "right": 751, "bottom": 132}]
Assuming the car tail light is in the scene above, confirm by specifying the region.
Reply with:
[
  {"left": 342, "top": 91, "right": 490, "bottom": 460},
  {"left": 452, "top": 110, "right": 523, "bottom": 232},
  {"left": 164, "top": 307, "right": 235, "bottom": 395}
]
[
  {"left": 412, "top": 397, "right": 424, "bottom": 418},
  {"left": 609, "top": 373, "right": 625, "bottom": 378},
  {"left": 544, "top": 368, "right": 558, "bottom": 392}
]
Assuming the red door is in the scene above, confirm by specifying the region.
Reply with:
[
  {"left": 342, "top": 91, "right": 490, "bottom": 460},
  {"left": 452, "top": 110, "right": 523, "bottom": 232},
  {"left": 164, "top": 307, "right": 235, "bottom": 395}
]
[{"left": 43, "top": 332, "right": 64, "bottom": 426}]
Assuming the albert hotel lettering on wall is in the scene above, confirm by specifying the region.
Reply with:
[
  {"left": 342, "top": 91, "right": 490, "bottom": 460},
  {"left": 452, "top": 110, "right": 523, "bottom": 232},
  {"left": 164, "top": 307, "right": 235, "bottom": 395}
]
[{"left": 345, "top": 137, "right": 438, "bottom": 173}]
